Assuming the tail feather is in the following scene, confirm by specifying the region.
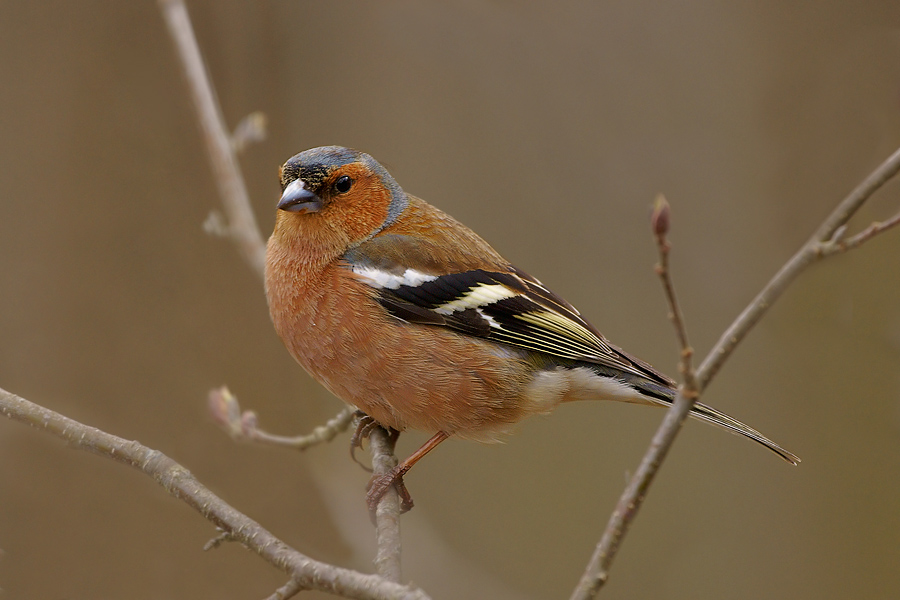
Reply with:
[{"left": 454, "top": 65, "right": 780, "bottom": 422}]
[
  {"left": 688, "top": 401, "right": 800, "bottom": 465},
  {"left": 632, "top": 378, "right": 800, "bottom": 465}
]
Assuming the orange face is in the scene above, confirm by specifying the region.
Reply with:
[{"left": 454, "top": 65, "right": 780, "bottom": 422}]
[{"left": 274, "top": 147, "right": 407, "bottom": 251}]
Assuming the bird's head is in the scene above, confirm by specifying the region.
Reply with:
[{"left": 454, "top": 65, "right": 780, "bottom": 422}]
[{"left": 274, "top": 146, "right": 408, "bottom": 248}]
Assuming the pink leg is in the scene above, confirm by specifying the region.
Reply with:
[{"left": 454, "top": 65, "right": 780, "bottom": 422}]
[{"left": 366, "top": 430, "right": 450, "bottom": 513}]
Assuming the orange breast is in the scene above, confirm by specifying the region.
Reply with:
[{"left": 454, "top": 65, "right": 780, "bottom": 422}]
[{"left": 267, "top": 259, "right": 536, "bottom": 440}]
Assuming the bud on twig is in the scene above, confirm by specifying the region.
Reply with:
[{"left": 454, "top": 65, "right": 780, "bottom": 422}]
[
  {"left": 230, "top": 111, "right": 268, "bottom": 153},
  {"left": 208, "top": 386, "right": 242, "bottom": 438},
  {"left": 651, "top": 194, "right": 670, "bottom": 238}
]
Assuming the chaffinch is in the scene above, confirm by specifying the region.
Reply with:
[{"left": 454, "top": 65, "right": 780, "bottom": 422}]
[{"left": 265, "top": 146, "right": 799, "bottom": 511}]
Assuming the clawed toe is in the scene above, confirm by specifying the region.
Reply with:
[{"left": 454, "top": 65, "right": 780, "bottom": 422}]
[
  {"left": 366, "top": 466, "right": 414, "bottom": 514},
  {"left": 349, "top": 412, "right": 379, "bottom": 471}
]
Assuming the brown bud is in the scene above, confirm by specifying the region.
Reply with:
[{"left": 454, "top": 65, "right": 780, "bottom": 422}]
[{"left": 651, "top": 194, "right": 670, "bottom": 237}]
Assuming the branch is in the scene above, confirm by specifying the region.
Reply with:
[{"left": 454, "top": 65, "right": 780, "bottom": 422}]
[
  {"left": 570, "top": 389, "right": 700, "bottom": 600},
  {"left": 206, "top": 389, "right": 404, "bottom": 576},
  {"left": 571, "top": 146, "right": 900, "bottom": 599},
  {"left": 368, "top": 427, "right": 403, "bottom": 582},
  {"left": 820, "top": 209, "right": 900, "bottom": 255},
  {"left": 4, "top": 3, "right": 413, "bottom": 587},
  {"left": 158, "top": 0, "right": 409, "bottom": 586},
  {"left": 158, "top": 0, "right": 266, "bottom": 278},
  {"left": 649, "top": 194, "right": 697, "bottom": 386},
  {"left": 208, "top": 386, "right": 355, "bottom": 451},
  {"left": 571, "top": 194, "right": 703, "bottom": 599},
  {"left": 697, "top": 145, "right": 900, "bottom": 389},
  {"left": 0, "top": 387, "right": 429, "bottom": 600},
  {"left": 265, "top": 578, "right": 305, "bottom": 600}
]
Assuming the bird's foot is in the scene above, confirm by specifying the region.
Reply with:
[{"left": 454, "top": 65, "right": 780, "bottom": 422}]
[
  {"left": 349, "top": 411, "right": 380, "bottom": 471},
  {"left": 367, "top": 465, "right": 414, "bottom": 514}
]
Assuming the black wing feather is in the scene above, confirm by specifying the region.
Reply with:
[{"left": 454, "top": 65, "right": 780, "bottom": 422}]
[{"left": 370, "top": 267, "right": 669, "bottom": 384}]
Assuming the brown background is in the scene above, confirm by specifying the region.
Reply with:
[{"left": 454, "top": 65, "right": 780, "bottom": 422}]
[{"left": 2, "top": 2, "right": 900, "bottom": 598}]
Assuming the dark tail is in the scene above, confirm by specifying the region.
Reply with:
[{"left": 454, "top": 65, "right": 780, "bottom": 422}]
[{"left": 635, "top": 379, "right": 800, "bottom": 465}]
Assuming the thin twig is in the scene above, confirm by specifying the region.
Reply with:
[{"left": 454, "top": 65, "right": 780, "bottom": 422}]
[
  {"left": 158, "top": 0, "right": 266, "bottom": 278},
  {"left": 571, "top": 146, "right": 900, "bottom": 600},
  {"left": 812, "top": 147, "right": 900, "bottom": 243},
  {"left": 368, "top": 427, "right": 403, "bottom": 583},
  {"left": 569, "top": 388, "right": 698, "bottom": 598},
  {"left": 208, "top": 386, "right": 355, "bottom": 451},
  {"left": 203, "top": 529, "right": 232, "bottom": 551},
  {"left": 158, "top": 0, "right": 408, "bottom": 590},
  {"left": 649, "top": 195, "right": 697, "bottom": 386},
  {"left": 231, "top": 111, "right": 267, "bottom": 153},
  {"left": 697, "top": 145, "right": 900, "bottom": 390},
  {"left": 0, "top": 387, "right": 429, "bottom": 600},
  {"left": 571, "top": 194, "right": 703, "bottom": 598},
  {"left": 264, "top": 578, "right": 305, "bottom": 600},
  {"left": 822, "top": 209, "right": 900, "bottom": 254},
  {"left": 244, "top": 407, "right": 356, "bottom": 450}
]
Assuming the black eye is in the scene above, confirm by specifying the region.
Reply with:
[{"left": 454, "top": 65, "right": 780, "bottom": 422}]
[{"left": 334, "top": 175, "right": 353, "bottom": 194}]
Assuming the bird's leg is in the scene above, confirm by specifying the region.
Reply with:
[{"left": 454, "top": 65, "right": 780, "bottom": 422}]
[{"left": 366, "top": 430, "right": 450, "bottom": 514}]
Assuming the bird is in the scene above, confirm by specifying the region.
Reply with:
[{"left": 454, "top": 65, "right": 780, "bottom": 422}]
[{"left": 264, "top": 145, "right": 799, "bottom": 512}]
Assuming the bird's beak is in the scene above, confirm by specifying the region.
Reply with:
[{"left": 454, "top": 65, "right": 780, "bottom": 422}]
[{"left": 278, "top": 179, "right": 322, "bottom": 213}]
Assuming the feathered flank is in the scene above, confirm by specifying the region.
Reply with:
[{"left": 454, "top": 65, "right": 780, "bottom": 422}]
[{"left": 348, "top": 258, "right": 669, "bottom": 385}]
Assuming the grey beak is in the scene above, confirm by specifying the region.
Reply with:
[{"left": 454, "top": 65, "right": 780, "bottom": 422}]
[{"left": 278, "top": 179, "right": 322, "bottom": 213}]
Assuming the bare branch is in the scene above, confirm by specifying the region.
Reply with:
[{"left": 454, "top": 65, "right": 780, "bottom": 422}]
[
  {"left": 157, "top": 0, "right": 266, "bottom": 278},
  {"left": 812, "top": 146, "right": 900, "bottom": 244},
  {"left": 264, "top": 578, "right": 305, "bottom": 600},
  {"left": 821, "top": 209, "right": 900, "bottom": 255},
  {"left": 158, "top": 0, "right": 408, "bottom": 590},
  {"left": 572, "top": 146, "right": 900, "bottom": 599},
  {"left": 570, "top": 388, "right": 699, "bottom": 599},
  {"left": 208, "top": 386, "right": 355, "bottom": 451},
  {"left": 0, "top": 387, "right": 429, "bottom": 600},
  {"left": 650, "top": 194, "right": 697, "bottom": 384},
  {"left": 571, "top": 195, "right": 702, "bottom": 599},
  {"left": 369, "top": 427, "right": 403, "bottom": 582},
  {"left": 698, "top": 145, "right": 900, "bottom": 389}
]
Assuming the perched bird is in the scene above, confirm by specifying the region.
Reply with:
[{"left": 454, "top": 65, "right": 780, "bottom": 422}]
[{"left": 265, "top": 146, "right": 799, "bottom": 511}]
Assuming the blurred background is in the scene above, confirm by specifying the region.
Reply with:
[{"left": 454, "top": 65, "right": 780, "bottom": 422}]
[{"left": 2, "top": 2, "right": 900, "bottom": 598}]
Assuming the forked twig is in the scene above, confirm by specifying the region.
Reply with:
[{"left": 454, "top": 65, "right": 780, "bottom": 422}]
[
  {"left": 0, "top": 387, "right": 429, "bottom": 600},
  {"left": 208, "top": 386, "right": 355, "bottom": 451},
  {"left": 159, "top": 0, "right": 410, "bottom": 569},
  {"left": 698, "top": 146, "right": 900, "bottom": 390},
  {"left": 571, "top": 194, "right": 703, "bottom": 598},
  {"left": 159, "top": 0, "right": 409, "bottom": 592},
  {"left": 158, "top": 0, "right": 266, "bottom": 278},
  {"left": 264, "top": 578, "right": 305, "bottom": 600},
  {"left": 571, "top": 147, "right": 900, "bottom": 599}
]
